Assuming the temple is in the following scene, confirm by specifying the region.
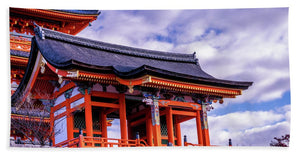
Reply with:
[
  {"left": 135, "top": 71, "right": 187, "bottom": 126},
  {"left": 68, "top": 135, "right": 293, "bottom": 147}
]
[
  {"left": 11, "top": 21, "right": 252, "bottom": 147},
  {"left": 10, "top": 8, "right": 252, "bottom": 147}
]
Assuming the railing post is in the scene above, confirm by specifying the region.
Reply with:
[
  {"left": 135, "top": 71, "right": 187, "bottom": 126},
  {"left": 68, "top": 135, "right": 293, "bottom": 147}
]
[
  {"left": 79, "top": 135, "right": 84, "bottom": 148},
  {"left": 184, "top": 135, "right": 187, "bottom": 146},
  {"left": 118, "top": 139, "right": 121, "bottom": 147},
  {"left": 136, "top": 132, "right": 140, "bottom": 146}
]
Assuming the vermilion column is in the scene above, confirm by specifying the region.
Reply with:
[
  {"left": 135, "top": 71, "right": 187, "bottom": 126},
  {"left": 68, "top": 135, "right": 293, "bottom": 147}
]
[
  {"left": 151, "top": 98, "right": 161, "bottom": 146},
  {"left": 50, "top": 107, "right": 55, "bottom": 145},
  {"left": 146, "top": 113, "right": 153, "bottom": 146},
  {"left": 166, "top": 107, "right": 174, "bottom": 145},
  {"left": 127, "top": 118, "right": 132, "bottom": 140},
  {"left": 101, "top": 110, "right": 107, "bottom": 147},
  {"left": 196, "top": 110, "right": 204, "bottom": 145},
  {"left": 119, "top": 94, "right": 128, "bottom": 144},
  {"left": 200, "top": 108, "right": 210, "bottom": 146},
  {"left": 175, "top": 117, "right": 182, "bottom": 146},
  {"left": 66, "top": 98, "right": 74, "bottom": 140},
  {"left": 84, "top": 89, "right": 93, "bottom": 138}
]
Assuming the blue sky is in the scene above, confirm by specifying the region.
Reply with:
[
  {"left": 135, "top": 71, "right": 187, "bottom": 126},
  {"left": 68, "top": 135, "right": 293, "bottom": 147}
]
[{"left": 77, "top": 8, "right": 290, "bottom": 146}]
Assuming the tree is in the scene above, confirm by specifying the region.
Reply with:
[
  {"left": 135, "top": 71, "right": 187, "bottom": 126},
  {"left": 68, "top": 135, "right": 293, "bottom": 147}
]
[
  {"left": 10, "top": 92, "right": 55, "bottom": 147},
  {"left": 270, "top": 134, "right": 290, "bottom": 147}
]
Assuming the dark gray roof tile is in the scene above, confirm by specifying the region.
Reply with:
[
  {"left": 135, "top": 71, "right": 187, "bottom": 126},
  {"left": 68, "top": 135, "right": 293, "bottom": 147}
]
[{"left": 32, "top": 26, "right": 252, "bottom": 89}]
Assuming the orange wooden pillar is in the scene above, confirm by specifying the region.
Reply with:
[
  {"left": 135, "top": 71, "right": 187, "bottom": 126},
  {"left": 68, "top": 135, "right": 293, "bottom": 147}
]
[
  {"left": 127, "top": 118, "right": 132, "bottom": 140},
  {"left": 166, "top": 107, "right": 174, "bottom": 145},
  {"left": 50, "top": 107, "right": 55, "bottom": 145},
  {"left": 175, "top": 117, "right": 182, "bottom": 146},
  {"left": 146, "top": 113, "right": 153, "bottom": 146},
  {"left": 151, "top": 99, "right": 161, "bottom": 146},
  {"left": 84, "top": 89, "right": 93, "bottom": 138},
  {"left": 196, "top": 110, "right": 204, "bottom": 145},
  {"left": 101, "top": 110, "right": 108, "bottom": 147},
  {"left": 200, "top": 108, "right": 210, "bottom": 146},
  {"left": 66, "top": 98, "right": 74, "bottom": 141},
  {"left": 119, "top": 94, "right": 128, "bottom": 144}
]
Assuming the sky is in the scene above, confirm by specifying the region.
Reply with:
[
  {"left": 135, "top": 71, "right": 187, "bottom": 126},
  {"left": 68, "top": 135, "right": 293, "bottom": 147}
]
[{"left": 77, "top": 8, "right": 290, "bottom": 146}]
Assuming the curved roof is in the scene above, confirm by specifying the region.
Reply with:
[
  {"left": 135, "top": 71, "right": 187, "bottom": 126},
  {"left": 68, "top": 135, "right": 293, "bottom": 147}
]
[
  {"left": 52, "top": 10, "right": 101, "bottom": 15},
  {"left": 32, "top": 26, "right": 252, "bottom": 90}
]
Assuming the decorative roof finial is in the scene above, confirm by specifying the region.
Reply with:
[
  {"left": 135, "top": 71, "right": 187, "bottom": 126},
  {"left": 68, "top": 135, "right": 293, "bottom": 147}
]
[
  {"left": 33, "top": 22, "right": 45, "bottom": 40},
  {"left": 193, "top": 51, "right": 200, "bottom": 65}
]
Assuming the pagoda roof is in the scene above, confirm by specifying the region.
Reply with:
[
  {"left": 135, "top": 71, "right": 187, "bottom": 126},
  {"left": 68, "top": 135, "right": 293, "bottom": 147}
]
[
  {"left": 10, "top": 8, "right": 100, "bottom": 35},
  {"left": 11, "top": 50, "right": 30, "bottom": 58},
  {"left": 31, "top": 26, "right": 252, "bottom": 90},
  {"left": 52, "top": 10, "right": 101, "bottom": 15}
]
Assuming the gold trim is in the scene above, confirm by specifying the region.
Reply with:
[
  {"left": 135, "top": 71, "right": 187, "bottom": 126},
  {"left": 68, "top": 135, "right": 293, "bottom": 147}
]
[{"left": 150, "top": 75, "right": 241, "bottom": 92}]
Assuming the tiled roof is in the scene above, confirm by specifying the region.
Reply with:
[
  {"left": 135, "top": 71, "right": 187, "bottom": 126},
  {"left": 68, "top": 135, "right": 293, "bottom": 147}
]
[
  {"left": 32, "top": 26, "right": 252, "bottom": 89},
  {"left": 10, "top": 50, "right": 30, "bottom": 58},
  {"left": 52, "top": 10, "right": 101, "bottom": 15}
]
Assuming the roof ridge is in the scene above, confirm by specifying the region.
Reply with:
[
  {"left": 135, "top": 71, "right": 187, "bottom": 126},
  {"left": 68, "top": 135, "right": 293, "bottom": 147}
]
[
  {"left": 34, "top": 26, "right": 198, "bottom": 63},
  {"left": 50, "top": 9, "right": 101, "bottom": 15}
]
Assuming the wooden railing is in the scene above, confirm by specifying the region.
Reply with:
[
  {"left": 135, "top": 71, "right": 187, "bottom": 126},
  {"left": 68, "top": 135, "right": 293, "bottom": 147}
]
[
  {"left": 184, "top": 142, "right": 203, "bottom": 146},
  {"left": 55, "top": 137, "right": 80, "bottom": 148},
  {"left": 55, "top": 135, "right": 148, "bottom": 148}
]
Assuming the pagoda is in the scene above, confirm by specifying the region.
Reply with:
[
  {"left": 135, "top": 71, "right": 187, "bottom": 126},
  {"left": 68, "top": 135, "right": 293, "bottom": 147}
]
[
  {"left": 9, "top": 8, "right": 100, "bottom": 146},
  {"left": 11, "top": 24, "right": 252, "bottom": 147}
]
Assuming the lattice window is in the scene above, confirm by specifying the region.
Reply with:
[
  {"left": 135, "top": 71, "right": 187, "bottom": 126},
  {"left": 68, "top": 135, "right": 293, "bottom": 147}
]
[
  {"left": 160, "top": 116, "right": 168, "bottom": 136},
  {"left": 160, "top": 115, "right": 176, "bottom": 137},
  {"left": 92, "top": 110, "right": 102, "bottom": 131},
  {"left": 73, "top": 110, "right": 103, "bottom": 131},
  {"left": 73, "top": 111, "right": 86, "bottom": 129}
]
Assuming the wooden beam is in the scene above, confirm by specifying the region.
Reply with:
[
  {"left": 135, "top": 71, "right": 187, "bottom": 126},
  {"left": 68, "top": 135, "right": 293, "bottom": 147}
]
[
  {"left": 130, "top": 117, "right": 147, "bottom": 127},
  {"left": 91, "top": 101, "right": 120, "bottom": 108},
  {"left": 172, "top": 110, "right": 196, "bottom": 117},
  {"left": 53, "top": 100, "right": 67, "bottom": 112},
  {"left": 69, "top": 93, "right": 85, "bottom": 104},
  {"left": 91, "top": 91, "right": 119, "bottom": 99},
  {"left": 127, "top": 107, "right": 150, "bottom": 120},
  {"left": 104, "top": 108, "right": 118, "bottom": 115},
  {"left": 54, "top": 82, "right": 76, "bottom": 98},
  {"left": 175, "top": 116, "right": 195, "bottom": 124},
  {"left": 158, "top": 100, "right": 202, "bottom": 110}
]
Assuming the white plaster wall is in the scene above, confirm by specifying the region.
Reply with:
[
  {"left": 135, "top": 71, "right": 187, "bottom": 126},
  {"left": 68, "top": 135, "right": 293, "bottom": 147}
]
[
  {"left": 70, "top": 86, "right": 80, "bottom": 98},
  {"left": 54, "top": 116, "right": 67, "bottom": 145},
  {"left": 70, "top": 97, "right": 85, "bottom": 109},
  {"left": 54, "top": 106, "right": 66, "bottom": 117},
  {"left": 54, "top": 93, "right": 66, "bottom": 107}
]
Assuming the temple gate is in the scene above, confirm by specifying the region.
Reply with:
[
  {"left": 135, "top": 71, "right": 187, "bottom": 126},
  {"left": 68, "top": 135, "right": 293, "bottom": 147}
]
[{"left": 11, "top": 24, "right": 252, "bottom": 147}]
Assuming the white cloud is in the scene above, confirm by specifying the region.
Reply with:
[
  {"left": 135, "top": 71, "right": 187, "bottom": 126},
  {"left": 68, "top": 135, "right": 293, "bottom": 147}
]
[
  {"left": 78, "top": 8, "right": 289, "bottom": 104},
  {"left": 208, "top": 108, "right": 290, "bottom": 146},
  {"left": 180, "top": 106, "right": 290, "bottom": 146},
  {"left": 76, "top": 9, "right": 290, "bottom": 146}
]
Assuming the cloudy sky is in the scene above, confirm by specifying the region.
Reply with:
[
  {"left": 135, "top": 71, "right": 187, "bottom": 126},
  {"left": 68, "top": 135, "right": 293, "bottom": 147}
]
[{"left": 77, "top": 8, "right": 290, "bottom": 146}]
